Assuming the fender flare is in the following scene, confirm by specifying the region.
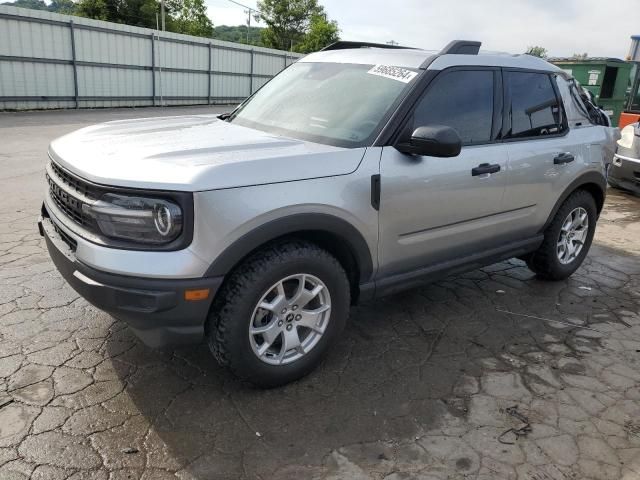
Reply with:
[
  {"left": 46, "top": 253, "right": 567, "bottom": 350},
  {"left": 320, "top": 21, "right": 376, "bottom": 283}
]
[
  {"left": 540, "top": 171, "right": 606, "bottom": 233},
  {"left": 204, "top": 213, "right": 374, "bottom": 283}
]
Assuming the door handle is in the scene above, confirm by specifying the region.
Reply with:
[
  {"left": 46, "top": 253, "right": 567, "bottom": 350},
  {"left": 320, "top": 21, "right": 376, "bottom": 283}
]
[
  {"left": 472, "top": 163, "right": 501, "bottom": 176},
  {"left": 554, "top": 152, "right": 575, "bottom": 165}
]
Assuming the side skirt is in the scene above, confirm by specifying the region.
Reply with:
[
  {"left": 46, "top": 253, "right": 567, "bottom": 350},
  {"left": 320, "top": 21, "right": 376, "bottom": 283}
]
[{"left": 362, "top": 235, "right": 544, "bottom": 300}]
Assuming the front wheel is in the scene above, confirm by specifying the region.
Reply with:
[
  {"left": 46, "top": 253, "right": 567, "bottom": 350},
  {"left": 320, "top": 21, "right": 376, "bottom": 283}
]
[
  {"left": 206, "top": 240, "right": 350, "bottom": 388},
  {"left": 526, "top": 189, "right": 597, "bottom": 280}
]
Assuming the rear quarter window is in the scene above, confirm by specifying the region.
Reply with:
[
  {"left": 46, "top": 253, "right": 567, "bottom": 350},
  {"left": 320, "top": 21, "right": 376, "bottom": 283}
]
[{"left": 506, "top": 71, "right": 565, "bottom": 139}]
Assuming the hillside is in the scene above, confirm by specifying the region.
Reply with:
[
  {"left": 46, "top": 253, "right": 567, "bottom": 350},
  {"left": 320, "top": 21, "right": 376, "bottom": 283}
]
[{"left": 211, "top": 25, "right": 265, "bottom": 46}]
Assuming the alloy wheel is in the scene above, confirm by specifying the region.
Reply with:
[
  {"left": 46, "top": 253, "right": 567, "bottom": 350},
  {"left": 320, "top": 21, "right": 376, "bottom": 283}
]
[
  {"left": 557, "top": 207, "right": 589, "bottom": 265},
  {"left": 249, "top": 274, "right": 331, "bottom": 365}
]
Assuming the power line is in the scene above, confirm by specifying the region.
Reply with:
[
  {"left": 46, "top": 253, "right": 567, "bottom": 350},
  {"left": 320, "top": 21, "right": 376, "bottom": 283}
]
[
  {"left": 226, "top": 0, "right": 259, "bottom": 44},
  {"left": 227, "top": 0, "right": 257, "bottom": 12}
]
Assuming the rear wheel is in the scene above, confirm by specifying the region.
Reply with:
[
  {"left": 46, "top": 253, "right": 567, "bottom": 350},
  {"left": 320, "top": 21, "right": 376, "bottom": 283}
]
[
  {"left": 206, "top": 240, "right": 350, "bottom": 388},
  {"left": 526, "top": 190, "right": 597, "bottom": 280}
]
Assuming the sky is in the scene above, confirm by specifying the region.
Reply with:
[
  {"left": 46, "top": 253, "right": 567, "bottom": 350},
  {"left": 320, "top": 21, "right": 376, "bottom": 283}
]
[{"left": 204, "top": 0, "right": 639, "bottom": 59}]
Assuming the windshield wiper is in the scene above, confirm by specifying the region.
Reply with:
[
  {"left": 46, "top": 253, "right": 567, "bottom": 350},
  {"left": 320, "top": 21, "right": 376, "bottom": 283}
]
[{"left": 217, "top": 112, "right": 232, "bottom": 121}]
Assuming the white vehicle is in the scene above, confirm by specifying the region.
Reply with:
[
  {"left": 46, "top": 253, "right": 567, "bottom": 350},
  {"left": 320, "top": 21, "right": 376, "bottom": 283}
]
[
  {"left": 40, "top": 40, "right": 618, "bottom": 386},
  {"left": 610, "top": 122, "right": 640, "bottom": 195}
]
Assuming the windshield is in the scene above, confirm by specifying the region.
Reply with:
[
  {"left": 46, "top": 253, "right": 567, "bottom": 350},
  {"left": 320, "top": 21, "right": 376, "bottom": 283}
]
[{"left": 228, "top": 62, "right": 418, "bottom": 148}]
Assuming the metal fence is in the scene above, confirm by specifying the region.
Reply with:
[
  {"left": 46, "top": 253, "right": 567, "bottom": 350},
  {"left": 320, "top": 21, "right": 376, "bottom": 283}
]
[{"left": 0, "top": 5, "right": 302, "bottom": 110}]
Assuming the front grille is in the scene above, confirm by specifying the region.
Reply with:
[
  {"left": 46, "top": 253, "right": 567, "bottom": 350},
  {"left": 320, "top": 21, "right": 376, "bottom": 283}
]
[
  {"left": 53, "top": 222, "right": 77, "bottom": 252},
  {"left": 46, "top": 160, "right": 100, "bottom": 233},
  {"left": 45, "top": 159, "right": 193, "bottom": 252},
  {"left": 50, "top": 161, "right": 99, "bottom": 201}
]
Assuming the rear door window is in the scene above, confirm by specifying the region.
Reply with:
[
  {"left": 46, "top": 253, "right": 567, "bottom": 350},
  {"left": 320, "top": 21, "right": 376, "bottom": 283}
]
[
  {"left": 505, "top": 71, "right": 565, "bottom": 138},
  {"left": 411, "top": 69, "right": 495, "bottom": 145}
]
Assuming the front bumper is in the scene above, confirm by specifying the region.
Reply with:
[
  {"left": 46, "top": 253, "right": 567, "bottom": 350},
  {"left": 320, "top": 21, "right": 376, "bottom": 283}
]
[
  {"left": 39, "top": 211, "right": 223, "bottom": 348},
  {"left": 609, "top": 153, "right": 640, "bottom": 195}
]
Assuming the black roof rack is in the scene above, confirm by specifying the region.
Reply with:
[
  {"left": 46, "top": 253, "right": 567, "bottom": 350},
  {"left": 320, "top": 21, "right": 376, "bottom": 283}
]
[
  {"left": 439, "top": 40, "right": 481, "bottom": 55},
  {"left": 321, "top": 41, "right": 414, "bottom": 52},
  {"left": 320, "top": 39, "right": 482, "bottom": 56}
]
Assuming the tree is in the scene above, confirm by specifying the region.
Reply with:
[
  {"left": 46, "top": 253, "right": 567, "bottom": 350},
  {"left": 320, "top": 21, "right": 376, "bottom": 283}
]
[
  {"left": 525, "top": 46, "right": 547, "bottom": 58},
  {"left": 1, "top": 0, "right": 48, "bottom": 10},
  {"left": 4, "top": 0, "right": 229, "bottom": 41},
  {"left": 76, "top": 0, "right": 159, "bottom": 27},
  {"left": 166, "top": 0, "right": 212, "bottom": 37},
  {"left": 75, "top": 0, "right": 106, "bottom": 20},
  {"left": 2, "top": 0, "right": 76, "bottom": 14},
  {"left": 256, "top": 0, "right": 338, "bottom": 52},
  {"left": 294, "top": 13, "right": 338, "bottom": 53},
  {"left": 49, "top": 0, "right": 77, "bottom": 13},
  {"left": 212, "top": 25, "right": 265, "bottom": 46},
  {"left": 572, "top": 52, "right": 589, "bottom": 60},
  {"left": 76, "top": 0, "right": 214, "bottom": 36}
]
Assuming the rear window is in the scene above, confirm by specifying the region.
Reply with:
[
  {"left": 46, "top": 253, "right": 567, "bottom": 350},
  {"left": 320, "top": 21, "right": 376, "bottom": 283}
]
[{"left": 506, "top": 72, "right": 565, "bottom": 138}]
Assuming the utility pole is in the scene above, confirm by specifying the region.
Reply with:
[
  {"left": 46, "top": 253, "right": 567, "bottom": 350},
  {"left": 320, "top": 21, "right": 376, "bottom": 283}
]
[
  {"left": 228, "top": 0, "right": 258, "bottom": 44},
  {"left": 387, "top": 40, "right": 398, "bottom": 46},
  {"left": 245, "top": 9, "right": 250, "bottom": 44},
  {"left": 161, "top": 0, "right": 166, "bottom": 31},
  {"left": 155, "top": 14, "right": 164, "bottom": 106}
]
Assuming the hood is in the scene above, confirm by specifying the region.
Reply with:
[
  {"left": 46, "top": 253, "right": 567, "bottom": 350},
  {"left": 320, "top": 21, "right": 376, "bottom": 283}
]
[{"left": 49, "top": 115, "right": 366, "bottom": 191}]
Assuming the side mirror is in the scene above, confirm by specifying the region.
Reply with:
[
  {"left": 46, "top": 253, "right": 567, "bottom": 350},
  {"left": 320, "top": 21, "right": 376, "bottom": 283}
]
[{"left": 396, "top": 125, "right": 462, "bottom": 157}]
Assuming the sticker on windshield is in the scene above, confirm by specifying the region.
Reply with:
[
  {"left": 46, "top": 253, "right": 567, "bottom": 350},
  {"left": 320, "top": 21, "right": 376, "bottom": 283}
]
[{"left": 367, "top": 65, "right": 418, "bottom": 83}]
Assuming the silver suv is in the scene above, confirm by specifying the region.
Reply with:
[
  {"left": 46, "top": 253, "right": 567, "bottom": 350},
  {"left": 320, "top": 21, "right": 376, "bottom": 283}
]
[{"left": 39, "top": 40, "right": 618, "bottom": 387}]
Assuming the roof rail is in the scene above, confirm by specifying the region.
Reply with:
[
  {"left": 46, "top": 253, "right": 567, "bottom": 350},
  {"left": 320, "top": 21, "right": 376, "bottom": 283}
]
[
  {"left": 439, "top": 40, "right": 481, "bottom": 55},
  {"left": 321, "top": 41, "right": 413, "bottom": 52}
]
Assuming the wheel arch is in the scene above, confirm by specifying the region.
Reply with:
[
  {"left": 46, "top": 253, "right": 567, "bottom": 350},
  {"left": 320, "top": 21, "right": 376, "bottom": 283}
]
[
  {"left": 204, "top": 213, "right": 375, "bottom": 301},
  {"left": 540, "top": 171, "right": 606, "bottom": 233}
]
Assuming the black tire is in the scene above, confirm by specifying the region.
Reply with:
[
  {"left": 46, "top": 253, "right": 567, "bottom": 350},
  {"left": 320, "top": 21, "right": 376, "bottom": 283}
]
[
  {"left": 206, "top": 240, "right": 350, "bottom": 388},
  {"left": 526, "top": 189, "right": 597, "bottom": 280}
]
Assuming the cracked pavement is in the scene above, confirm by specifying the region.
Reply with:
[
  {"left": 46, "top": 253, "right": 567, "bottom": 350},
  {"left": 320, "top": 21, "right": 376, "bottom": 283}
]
[{"left": 1, "top": 107, "right": 640, "bottom": 479}]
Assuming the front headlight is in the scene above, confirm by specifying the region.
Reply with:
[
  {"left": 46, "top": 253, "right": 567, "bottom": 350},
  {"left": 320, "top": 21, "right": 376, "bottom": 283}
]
[
  {"left": 617, "top": 124, "right": 635, "bottom": 149},
  {"left": 83, "top": 193, "right": 183, "bottom": 244}
]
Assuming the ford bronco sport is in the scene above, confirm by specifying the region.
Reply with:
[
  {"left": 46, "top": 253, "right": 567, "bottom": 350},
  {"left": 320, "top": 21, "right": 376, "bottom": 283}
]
[{"left": 39, "top": 40, "right": 618, "bottom": 387}]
